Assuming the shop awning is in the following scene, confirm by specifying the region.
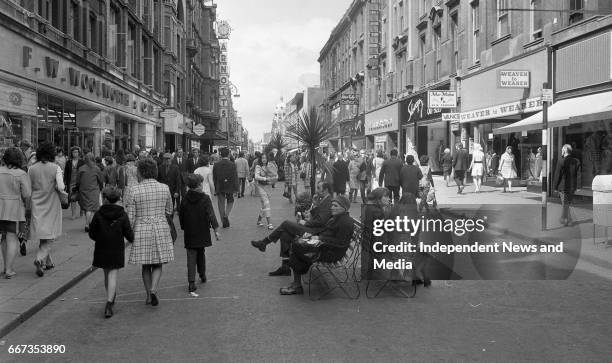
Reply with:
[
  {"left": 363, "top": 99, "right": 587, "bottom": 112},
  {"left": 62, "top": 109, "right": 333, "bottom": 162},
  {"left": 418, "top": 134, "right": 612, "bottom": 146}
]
[{"left": 493, "top": 91, "right": 612, "bottom": 135}]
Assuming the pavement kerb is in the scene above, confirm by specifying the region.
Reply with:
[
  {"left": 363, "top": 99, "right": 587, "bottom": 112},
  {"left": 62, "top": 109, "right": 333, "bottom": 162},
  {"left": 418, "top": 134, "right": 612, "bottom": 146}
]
[{"left": 0, "top": 265, "right": 98, "bottom": 339}]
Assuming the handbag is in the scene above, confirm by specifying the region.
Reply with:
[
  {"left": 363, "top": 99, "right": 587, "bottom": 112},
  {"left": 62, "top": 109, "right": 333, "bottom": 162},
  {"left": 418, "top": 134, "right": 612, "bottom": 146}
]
[
  {"left": 495, "top": 174, "right": 505, "bottom": 186},
  {"left": 167, "top": 214, "right": 177, "bottom": 243},
  {"left": 282, "top": 184, "right": 292, "bottom": 199},
  {"left": 58, "top": 189, "right": 69, "bottom": 209},
  {"left": 300, "top": 171, "right": 306, "bottom": 179}
]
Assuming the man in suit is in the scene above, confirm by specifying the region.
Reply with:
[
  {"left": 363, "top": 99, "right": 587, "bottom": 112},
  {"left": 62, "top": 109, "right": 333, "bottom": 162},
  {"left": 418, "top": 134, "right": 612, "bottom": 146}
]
[
  {"left": 173, "top": 147, "right": 189, "bottom": 199},
  {"left": 378, "top": 149, "right": 403, "bottom": 203},
  {"left": 400, "top": 155, "right": 423, "bottom": 197},
  {"left": 554, "top": 144, "right": 580, "bottom": 226},
  {"left": 251, "top": 180, "right": 333, "bottom": 276},
  {"left": 234, "top": 151, "right": 250, "bottom": 198},
  {"left": 186, "top": 148, "right": 200, "bottom": 174},
  {"left": 452, "top": 142, "right": 470, "bottom": 194},
  {"left": 159, "top": 153, "right": 182, "bottom": 210},
  {"left": 212, "top": 148, "right": 239, "bottom": 228}
]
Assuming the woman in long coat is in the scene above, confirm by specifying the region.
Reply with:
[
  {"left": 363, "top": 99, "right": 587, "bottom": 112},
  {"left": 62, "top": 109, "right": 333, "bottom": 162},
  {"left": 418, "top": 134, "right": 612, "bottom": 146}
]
[
  {"left": 124, "top": 158, "right": 174, "bottom": 306},
  {"left": 77, "top": 153, "right": 103, "bottom": 232},
  {"left": 63, "top": 146, "right": 84, "bottom": 220},
  {"left": 348, "top": 153, "right": 361, "bottom": 203},
  {"left": 28, "top": 142, "right": 64, "bottom": 277}
]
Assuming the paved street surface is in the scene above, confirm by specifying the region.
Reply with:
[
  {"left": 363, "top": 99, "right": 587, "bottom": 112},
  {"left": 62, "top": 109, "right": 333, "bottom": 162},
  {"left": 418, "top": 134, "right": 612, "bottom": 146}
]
[{"left": 1, "top": 181, "right": 612, "bottom": 362}]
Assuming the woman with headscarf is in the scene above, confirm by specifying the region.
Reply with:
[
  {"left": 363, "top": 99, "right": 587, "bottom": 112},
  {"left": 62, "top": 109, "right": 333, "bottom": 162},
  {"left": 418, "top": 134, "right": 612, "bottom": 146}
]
[
  {"left": 469, "top": 143, "right": 486, "bottom": 193},
  {"left": 77, "top": 152, "right": 104, "bottom": 232},
  {"left": 124, "top": 158, "right": 174, "bottom": 306},
  {"left": 28, "top": 142, "right": 65, "bottom": 277},
  {"left": 0, "top": 147, "right": 31, "bottom": 279},
  {"left": 64, "top": 146, "right": 84, "bottom": 220},
  {"left": 498, "top": 146, "right": 518, "bottom": 193},
  {"left": 441, "top": 148, "right": 453, "bottom": 187}
]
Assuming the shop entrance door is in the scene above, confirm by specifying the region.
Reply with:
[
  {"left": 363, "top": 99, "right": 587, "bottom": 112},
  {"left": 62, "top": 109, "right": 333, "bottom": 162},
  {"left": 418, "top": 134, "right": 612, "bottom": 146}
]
[{"left": 38, "top": 125, "right": 64, "bottom": 150}]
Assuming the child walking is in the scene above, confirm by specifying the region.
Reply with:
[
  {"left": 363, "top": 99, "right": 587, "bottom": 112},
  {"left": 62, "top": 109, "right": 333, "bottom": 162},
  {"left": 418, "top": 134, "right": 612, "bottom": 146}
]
[
  {"left": 179, "top": 174, "right": 220, "bottom": 296},
  {"left": 88, "top": 187, "right": 134, "bottom": 318}
]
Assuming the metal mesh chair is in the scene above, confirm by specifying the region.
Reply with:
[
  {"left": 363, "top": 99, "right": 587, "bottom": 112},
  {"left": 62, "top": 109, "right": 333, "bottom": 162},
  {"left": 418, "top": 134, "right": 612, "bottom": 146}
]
[{"left": 307, "top": 222, "right": 362, "bottom": 300}]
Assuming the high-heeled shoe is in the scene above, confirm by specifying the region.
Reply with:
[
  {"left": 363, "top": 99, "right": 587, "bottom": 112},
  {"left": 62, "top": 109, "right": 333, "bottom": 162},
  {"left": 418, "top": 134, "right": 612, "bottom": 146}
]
[
  {"left": 150, "top": 292, "right": 159, "bottom": 306},
  {"left": 104, "top": 302, "right": 113, "bottom": 318}
]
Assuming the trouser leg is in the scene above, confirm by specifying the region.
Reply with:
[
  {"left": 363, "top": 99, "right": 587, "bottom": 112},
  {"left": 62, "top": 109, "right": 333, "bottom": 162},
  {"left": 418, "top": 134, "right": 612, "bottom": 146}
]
[{"left": 186, "top": 248, "right": 197, "bottom": 283}]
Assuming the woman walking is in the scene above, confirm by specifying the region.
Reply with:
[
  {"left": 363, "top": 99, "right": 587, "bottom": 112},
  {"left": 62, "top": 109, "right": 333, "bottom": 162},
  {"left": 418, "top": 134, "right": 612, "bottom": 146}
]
[
  {"left": 77, "top": 153, "right": 104, "bottom": 232},
  {"left": 440, "top": 148, "right": 453, "bottom": 187},
  {"left": 88, "top": 187, "right": 134, "bottom": 318},
  {"left": 254, "top": 153, "right": 276, "bottom": 229},
  {"left": 348, "top": 152, "right": 361, "bottom": 203},
  {"left": 124, "top": 158, "right": 174, "bottom": 306},
  {"left": 284, "top": 153, "right": 300, "bottom": 203},
  {"left": 469, "top": 144, "right": 486, "bottom": 193},
  {"left": 193, "top": 155, "right": 215, "bottom": 197},
  {"left": 28, "top": 142, "right": 64, "bottom": 277},
  {"left": 498, "top": 146, "right": 518, "bottom": 192},
  {"left": 64, "top": 146, "right": 84, "bottom": 220},
  {"left": 0, "top": 148, "right": 32, "bottom": 279}
]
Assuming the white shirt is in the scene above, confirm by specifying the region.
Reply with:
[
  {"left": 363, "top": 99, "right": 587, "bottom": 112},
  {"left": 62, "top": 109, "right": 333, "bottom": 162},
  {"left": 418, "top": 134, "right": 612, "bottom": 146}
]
[{"left": 194, "top": 166, "right": 214, "bottom": 196}]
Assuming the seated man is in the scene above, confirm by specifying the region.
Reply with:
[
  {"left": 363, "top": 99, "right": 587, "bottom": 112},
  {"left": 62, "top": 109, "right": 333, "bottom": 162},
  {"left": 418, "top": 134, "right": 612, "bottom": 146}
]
[
  {"left": 279, "top": 195, "right": 355, "bottom": 295},
  {"left": 251, "top": 180, "right": 333, "bottom": 276}
]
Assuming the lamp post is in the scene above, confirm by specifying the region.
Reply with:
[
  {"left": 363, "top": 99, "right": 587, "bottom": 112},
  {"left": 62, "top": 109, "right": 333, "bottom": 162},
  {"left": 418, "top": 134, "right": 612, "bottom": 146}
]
[{"left": 227, "top": 82, "right": 240, "bottom": 149}]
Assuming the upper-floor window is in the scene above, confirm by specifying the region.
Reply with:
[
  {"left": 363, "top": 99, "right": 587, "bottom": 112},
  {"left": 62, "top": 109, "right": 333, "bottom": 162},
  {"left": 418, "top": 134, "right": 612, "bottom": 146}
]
[
  {"left": 497, "top": 0, "right": 510, "bottom": 37},
  {"left": 530, "top": 0, "right": 543, "bottom": 40},
  {"left": 450, "top": 12, "right": 459, "bottom": 74},
  {"left": 569, "top": 0, "right": 584, "bottom": 24},
  {"left": 472, "top": 2, "right": 480, "bottom": 63},
  {"left": 433, "top": 25, "right": 441, "bottom": 80}
]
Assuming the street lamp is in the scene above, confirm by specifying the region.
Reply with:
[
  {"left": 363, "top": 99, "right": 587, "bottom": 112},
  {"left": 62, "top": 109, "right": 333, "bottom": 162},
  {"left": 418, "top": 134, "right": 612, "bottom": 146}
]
[{"left": 227, "top": 82, "right": 240, "bottom": 149}]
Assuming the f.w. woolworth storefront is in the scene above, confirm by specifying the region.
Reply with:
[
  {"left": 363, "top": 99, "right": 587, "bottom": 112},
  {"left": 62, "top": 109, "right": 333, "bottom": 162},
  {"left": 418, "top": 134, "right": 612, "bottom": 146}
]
[{"left": 0, "top": 20, "right": 164, "bottom": 155}]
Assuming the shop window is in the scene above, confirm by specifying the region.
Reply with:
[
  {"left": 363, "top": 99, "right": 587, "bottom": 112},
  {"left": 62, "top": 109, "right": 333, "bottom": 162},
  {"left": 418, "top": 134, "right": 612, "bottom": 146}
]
[
  {"left": 37, "top": 93, "right": 47, "bottom": 124},
  {"left": 569, "top": 0, "right": 584, "bottom": 24},
  {"left": 47, "top": 95, "right": 63, "bottom": 125},
  {"left": 497, "top": 0, "right": 510, "bottom": 38},
  {"left": 63, "top": 101, "right": 76, "bottom": 128}
]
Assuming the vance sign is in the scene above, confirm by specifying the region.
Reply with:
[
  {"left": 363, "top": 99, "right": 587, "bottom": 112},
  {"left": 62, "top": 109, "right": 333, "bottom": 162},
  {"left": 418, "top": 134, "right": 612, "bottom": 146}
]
[{"left": 499, "top": 70, "right": 530, "bottom": 88}]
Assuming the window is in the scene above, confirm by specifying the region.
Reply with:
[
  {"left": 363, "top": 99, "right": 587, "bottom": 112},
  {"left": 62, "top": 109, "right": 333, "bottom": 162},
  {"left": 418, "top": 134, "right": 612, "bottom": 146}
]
[
  {"left": 89, "top": 12, "right": 97, "bottom": 52},
  {"left": 450, "top": 12, "right": 459, "bottom": 74},
  {"left": 433, "top": 25, "right": 441, "bottom": 80},
  {"left": 530, "top": 0, "right": 543, "bottom": 40},
  {"left": 153, "top": 47, "right": 161, "bottom": 92},
  {"left": 569, "top": 0, "right": 584, "bottom": 24},
  {"left": 71, "top": 1, "right": 80, "bottom": 42},
  {"left": 497, "top": 0, "right": 510, "bottom": 37},
  {"left": 142, "top": 36, "right": 152, "bottom": 85},
  {"left": 420, "top": 0, "right": 426, "bottom": 16},
  {"left": 472, "top": 3, "right": 480, "bottom": 63},
  {"left": 419, "top": 33, "right": 426, "bottom": 83},
  {"left": 176, "top": 77, "right": 181, "bottom": 109},
  {"left": 127, "top": 22, "right": 136, "bottom": 77},
  {"left": 51, "top": 0, "right": 60, "bottom": 30}
]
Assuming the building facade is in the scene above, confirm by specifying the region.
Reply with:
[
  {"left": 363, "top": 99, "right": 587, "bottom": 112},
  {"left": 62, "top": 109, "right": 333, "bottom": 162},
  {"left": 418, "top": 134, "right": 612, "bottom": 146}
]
[{"left": 0, "top": 0, "right": 221, "bottom": 155}]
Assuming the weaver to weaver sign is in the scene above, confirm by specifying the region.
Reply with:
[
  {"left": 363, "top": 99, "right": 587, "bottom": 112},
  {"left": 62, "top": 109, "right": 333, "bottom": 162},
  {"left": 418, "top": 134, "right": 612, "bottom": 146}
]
[
  {"left": 499, "top": 70, "right": 530, "bottom": 88},
  {"left": 428, "top": 91, "right": 457, "bottom": 108}
]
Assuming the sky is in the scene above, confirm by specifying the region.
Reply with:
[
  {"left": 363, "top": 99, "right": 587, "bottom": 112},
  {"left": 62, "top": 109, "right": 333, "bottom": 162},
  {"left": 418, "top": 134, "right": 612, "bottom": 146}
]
[{"left": 217, "top": 0, "right": 352, "bottom": 141}]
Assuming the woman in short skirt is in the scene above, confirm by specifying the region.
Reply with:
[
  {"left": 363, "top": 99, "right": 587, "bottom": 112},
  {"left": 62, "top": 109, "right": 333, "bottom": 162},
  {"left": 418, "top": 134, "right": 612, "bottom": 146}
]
[{"left": 498, "top": 146, "right": 518, "bottom": 192}]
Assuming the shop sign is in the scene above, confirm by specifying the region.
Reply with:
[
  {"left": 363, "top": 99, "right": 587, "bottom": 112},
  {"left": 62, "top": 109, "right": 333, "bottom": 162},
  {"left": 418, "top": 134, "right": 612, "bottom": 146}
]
[
  {"left": 428, "top": 90, "right": 457, "bottom": 108},
  {"left": 163, "top": 112, "right": 183, "bottom": 134},
  {"left": 365, "top": 104, "right": 399, "bottom": 135},
  {"left": 193, "top": 123, "right": 206, "bottom": 136},
  {"left": 450, "top": 121, "right": 460, "bottom": 132},
  {"left": 340, "top": 94, "right": 359, "bottom": 105},
  {"left": 499, "top": 70, "right": 530, "bottom": 88},
  {"left": 442, "top": 113, "right": 460, "bottom": 122},
  {"left": 0, "top": 79, "right": 36, "bottom": 116},
  {"left": 75, "top": 110, "right": 115, "bottom": 130},
  {"left": 374, "top": 135, "right": 387, "bottom": 143},
  {"left": 542, "top": 88, "right": 553, "bottom": 103},
  {"left": 460, "top": 97, "right": 543, "bottom": 123},
  {"left": 160, "top": 110, "right": 177, "bottom": 118}
]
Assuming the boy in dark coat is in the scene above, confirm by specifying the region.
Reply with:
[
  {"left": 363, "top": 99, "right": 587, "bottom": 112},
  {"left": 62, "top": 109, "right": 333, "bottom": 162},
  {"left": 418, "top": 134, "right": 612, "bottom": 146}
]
[
  {"left": 179, "top": 174, "right": 220, "bottom": 295},
  {"left": 88, "top": 187, "right": 134, "bottom": 318}
]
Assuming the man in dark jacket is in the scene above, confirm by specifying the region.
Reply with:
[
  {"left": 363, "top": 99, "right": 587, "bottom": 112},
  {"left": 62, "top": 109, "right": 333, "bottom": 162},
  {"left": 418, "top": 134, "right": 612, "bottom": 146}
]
[
  {"left": 251, "top": 181, "right": 333, "bottom": 276},
  {"left": 332, "top": 152, "right": 349, "bottom": 196},
  {"left": 452, "top": 142, "right": 470, "bottom": 194},
  {"left": 212, "top": 147, "right": 239, "bottom": 228},
  {"left": 279, "top": 195, "right": 355, "bottom": 295},
  {"left": 554, "top": 144, "right": 581, "bottom": 226},
  {"left": 179, "top": 174, "right": 220, "bottom": 294},
  {"left": 400, "top": 155, "right": 423, "bottom": 197},
  {"left": 378, "top": 149, "right": 403, "bottom": 202},
  {"left": 158, "top": 153, "right": 182, "bottom": 210},
  {"left": 173, "top": 148, "right": 189, "bottom": 198},
  {"left": 185, "top": 148, "right": 200, "bottom": 174}
]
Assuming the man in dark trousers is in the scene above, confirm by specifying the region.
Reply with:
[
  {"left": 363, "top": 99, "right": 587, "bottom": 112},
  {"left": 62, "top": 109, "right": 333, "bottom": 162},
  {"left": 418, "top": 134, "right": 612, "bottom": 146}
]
[
  {"left": 213, "top": 148, "right": 239, "bottom": 228},
  {"left": 378, "top": 149, "right": 403, "bottom": 203},
  {"left": 250, "top": 181, "right": 333, "bottom": 276},
  {"left": 159, "top": 153, "right": 182, "bottom": 210},
  {"left": 332, "top": 152, "right": 349, "bottom": 196},
  {"left": 452, "top": 142, "right": 470, "bottom": 194},
  {"left": 554, "top": 144, "right": 580, "bottom": 226},
  {"left": 185, "top": 148, "right": 200, "bottom": 174},
  {"left": 400, "top": 155, "right": 423, "bottom": 198},
  {"left": 174, "top": 147, "right": 189, "bottom": 198}
]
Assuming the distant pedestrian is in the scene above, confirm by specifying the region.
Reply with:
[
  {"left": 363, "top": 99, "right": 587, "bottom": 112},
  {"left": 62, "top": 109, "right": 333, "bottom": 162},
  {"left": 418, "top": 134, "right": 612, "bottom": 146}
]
[
  {"left": 332, "top": 152, "right": 349, "bottom": 196},
  {"left": 55, "top": 148, "right": 66, "bottom": 172},
  {"left": 378, "top": 149, "right": 403, "bottom": 202},
  {"left": 77, "top": 153, "right": 104, "bottom": 232},
  {"left": 64, "top": 146, "right": 84, "bottom": 220},
  {"left": 0, "top": 147, "right": 31, "bottom": 279},
  {"left": 441, "top": 148, "right": 452, "bottom": 187},
  {"left": 235, "top": 151, "right": 249, "bottom": 198},
  {"left": 372, "top": 150, "right": 385, "bottom": 186},
  {"left": 28, "top": 142, "right": 64, "bottom": 277},
  {"left": 194, "top": 155, "right": 215, "bottom": 197},
  {"left": 212, "top": 148, "right": 239, "bottom": 228},
  {"left": 348, "top": 152, "right": 361, "bottom": 202},
  {"left": 554, "top": 144, "right": 580, "bottom": 226},
  {"left": 498, "top": 146, "right": 518, "bottom": 193},
  {"left": 118, "top": 153, "right": 138, "bottom": 198},
  {"left": 125, "top": 158, "right": 174, "bottom": 306},
  {"left": 452, "top": 142, "right": 469, "bottom": 194},
  {"left": 254, "top": 153, "right": 276, "bottom": 229},
  {"left": 469, "top": 143, "right": 486, "bottom": 193},
  {"left": 103, "top": 156, "right": 118, "bottom": 188},
  {"left": 284, "top": 153, "right": 300, "bottom": 203},
  {"left": 399, "top": 155, "right": 422, "bottom": 199},
  {"left": 158, "top": 153, "right": 182, "bottom": 210},
  {"left": 88, "top": 187, "right": 134, "bottom": 318},
  {"left": 179, "top": 174, "right": 220, "bottom": 295},
  {"left": 418, "top": 155, "right": 434, "bottom": 212}
]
